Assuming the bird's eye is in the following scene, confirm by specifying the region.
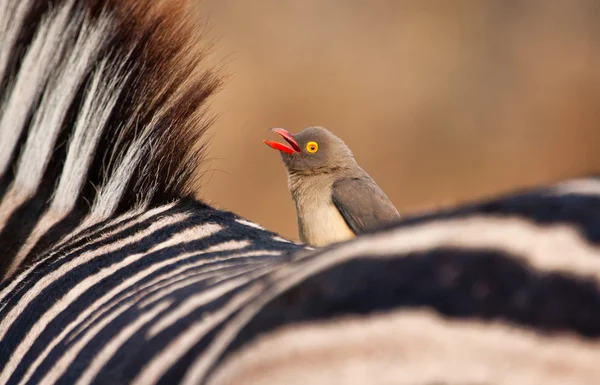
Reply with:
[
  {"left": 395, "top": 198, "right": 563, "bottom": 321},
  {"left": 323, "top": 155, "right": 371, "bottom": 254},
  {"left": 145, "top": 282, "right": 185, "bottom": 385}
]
[{"left": 306, "top": 141, "right": 318, "bottom": 153}]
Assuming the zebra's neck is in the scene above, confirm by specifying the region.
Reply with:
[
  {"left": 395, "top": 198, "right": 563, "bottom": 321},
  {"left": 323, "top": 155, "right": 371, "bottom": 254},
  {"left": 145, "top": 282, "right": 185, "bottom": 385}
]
[{"left": 0, "top": 0, "right": 222, "bottom": 281}]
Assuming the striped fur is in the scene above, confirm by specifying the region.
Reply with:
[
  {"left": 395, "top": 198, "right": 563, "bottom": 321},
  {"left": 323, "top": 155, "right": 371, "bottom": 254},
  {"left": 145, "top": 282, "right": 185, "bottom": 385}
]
[
  {"left": 2, "top": 177, "right": 600, "bottom": 384},
  {"left": 0, "top": 0, "right": 221, "bottom": 280},
  {"left": 2, "top": 0, "right": 600, "bottom": 384}
]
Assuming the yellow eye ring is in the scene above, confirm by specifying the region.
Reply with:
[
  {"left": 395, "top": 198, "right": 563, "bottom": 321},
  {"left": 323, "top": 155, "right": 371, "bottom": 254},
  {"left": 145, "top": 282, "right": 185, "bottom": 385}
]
[{"left": 306, "top": 141, "right": 318, "bottom": 153}]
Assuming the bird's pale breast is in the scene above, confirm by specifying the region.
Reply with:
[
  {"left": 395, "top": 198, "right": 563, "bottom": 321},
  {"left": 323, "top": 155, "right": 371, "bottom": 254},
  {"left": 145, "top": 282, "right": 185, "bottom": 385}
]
[
  {"left": 299, "top": 202, "right": 355, "bottom": 247},
  {"left": 290, "top": 175, "right": 355, "bottom": 247}
]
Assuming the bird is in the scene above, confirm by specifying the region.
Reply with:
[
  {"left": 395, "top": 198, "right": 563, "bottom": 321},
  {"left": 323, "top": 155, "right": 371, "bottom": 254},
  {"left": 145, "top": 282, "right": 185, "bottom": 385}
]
[{"left": 263, "top": 126, "right": 401, "bottom": 247}]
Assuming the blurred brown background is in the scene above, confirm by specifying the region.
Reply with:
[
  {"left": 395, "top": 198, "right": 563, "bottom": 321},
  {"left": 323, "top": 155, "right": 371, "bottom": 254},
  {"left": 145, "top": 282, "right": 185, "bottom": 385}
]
[{"left": 193, "top": 0, "right": 600, "bottom": 241}]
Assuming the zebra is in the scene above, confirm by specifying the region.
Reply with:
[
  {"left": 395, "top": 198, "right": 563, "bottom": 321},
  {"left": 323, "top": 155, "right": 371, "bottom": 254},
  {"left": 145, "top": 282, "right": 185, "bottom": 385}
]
[{"left": 1, "top": 0, "right": 600, "bottom": 384}]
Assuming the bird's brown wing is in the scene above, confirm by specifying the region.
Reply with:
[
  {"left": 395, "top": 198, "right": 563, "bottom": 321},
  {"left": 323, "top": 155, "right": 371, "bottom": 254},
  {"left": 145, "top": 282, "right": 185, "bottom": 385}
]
[{"left": 331, "top": 177, "right": 400, "bottom": 234}]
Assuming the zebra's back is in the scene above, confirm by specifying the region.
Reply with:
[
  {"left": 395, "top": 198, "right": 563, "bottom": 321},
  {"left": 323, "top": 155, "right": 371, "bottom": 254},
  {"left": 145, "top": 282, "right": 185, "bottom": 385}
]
[{"left": 2, "top": 178, "right": 600, "bottom": 384}]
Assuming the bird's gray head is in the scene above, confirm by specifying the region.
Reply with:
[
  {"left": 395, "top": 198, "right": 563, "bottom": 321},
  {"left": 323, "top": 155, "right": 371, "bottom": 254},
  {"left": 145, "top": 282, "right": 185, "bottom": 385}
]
[{"left": 264, "top": 126, "right": 356, "bottom": 175}]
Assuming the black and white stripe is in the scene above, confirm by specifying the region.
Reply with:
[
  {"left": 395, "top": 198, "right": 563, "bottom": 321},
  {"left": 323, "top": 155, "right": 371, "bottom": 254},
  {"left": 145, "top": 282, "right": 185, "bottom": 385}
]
[
  {"left": 3, "top": 177, "right": 600, "bottom": 385},
  {"left": 1, "top": 0, "right": 600, "bottom": 384}
]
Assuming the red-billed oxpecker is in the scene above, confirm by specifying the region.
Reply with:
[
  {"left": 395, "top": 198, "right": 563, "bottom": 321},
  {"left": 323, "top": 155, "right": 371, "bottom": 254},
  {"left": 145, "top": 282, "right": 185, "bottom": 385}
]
[{"left": 264, "top": 126, "right": 400, "bottom": 247}]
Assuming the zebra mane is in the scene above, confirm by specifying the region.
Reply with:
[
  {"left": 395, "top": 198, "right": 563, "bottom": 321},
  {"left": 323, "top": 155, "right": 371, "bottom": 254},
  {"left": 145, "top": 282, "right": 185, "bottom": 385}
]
[{"left": 0, "top": 0, "right": 221, "bottom": 278}]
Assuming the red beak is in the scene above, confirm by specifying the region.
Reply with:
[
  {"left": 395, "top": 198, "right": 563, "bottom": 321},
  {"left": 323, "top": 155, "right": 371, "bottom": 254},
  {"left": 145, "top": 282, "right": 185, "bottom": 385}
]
[{"left": 263, "top": 128, "right": 301, "bottom": 155}]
